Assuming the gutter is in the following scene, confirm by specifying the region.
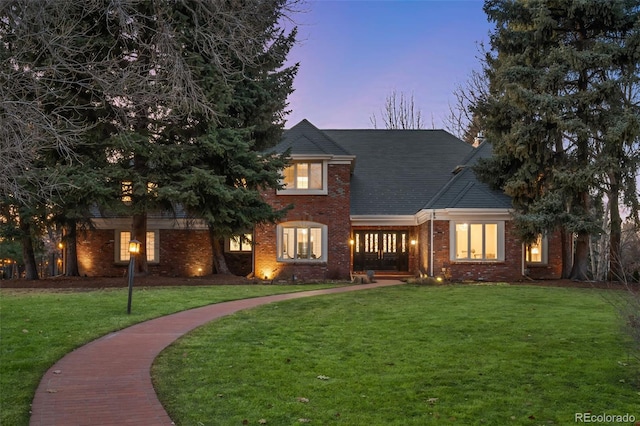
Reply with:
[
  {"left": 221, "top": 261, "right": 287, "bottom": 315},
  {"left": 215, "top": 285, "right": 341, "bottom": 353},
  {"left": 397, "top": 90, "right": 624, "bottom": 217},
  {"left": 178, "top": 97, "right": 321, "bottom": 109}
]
[{"left": 430, "top": 210, "right": 435, "bottom": 277}]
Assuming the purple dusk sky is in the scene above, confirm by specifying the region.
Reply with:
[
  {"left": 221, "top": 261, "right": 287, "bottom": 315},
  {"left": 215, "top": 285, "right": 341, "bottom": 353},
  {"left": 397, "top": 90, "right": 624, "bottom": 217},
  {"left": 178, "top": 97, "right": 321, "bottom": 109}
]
[{"left": 284, "top": 0, "right": 495, "bottom": 130}]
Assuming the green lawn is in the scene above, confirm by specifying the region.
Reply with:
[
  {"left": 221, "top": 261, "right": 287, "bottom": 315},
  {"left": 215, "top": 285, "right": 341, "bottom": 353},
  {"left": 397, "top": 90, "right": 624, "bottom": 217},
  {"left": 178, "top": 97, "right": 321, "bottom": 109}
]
[
  {"left": 0, "top": 284, "right": 339, "bottom": 426},
  {"left": 153, "top": 285, "right": 640, "bottom": 426}
]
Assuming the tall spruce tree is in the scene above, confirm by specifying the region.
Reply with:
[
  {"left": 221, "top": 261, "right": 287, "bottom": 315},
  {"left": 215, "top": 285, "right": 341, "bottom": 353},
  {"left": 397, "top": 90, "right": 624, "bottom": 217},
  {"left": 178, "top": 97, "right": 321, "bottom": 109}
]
[
  {"left": 475, "top": 0, "right": 640, "bottom": 280},
  {"left": 2, "top": 0, "right": 300, "bottom": 277},
  {"left": 158, "top": 3, "right": 298, "bottom": 274}
]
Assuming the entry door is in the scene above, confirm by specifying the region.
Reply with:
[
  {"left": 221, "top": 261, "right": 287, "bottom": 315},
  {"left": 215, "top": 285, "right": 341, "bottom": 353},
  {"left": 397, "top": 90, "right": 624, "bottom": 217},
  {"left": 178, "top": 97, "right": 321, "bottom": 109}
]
[{"left": 353, "top": 231, "right": 409, "bottom": 271}]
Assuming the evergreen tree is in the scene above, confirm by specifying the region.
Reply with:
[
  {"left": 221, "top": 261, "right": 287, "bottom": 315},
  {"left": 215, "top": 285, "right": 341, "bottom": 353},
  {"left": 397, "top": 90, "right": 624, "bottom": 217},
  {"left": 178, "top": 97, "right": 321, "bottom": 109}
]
[
  {"left": 158, "top": 2, "right": 298, "bottom": 274},
  {"left": 2, "top": 0, "right": 300, "bottom": 277},
  {"left": 475, "top": 0, "right": 640, "bottom": 280}
]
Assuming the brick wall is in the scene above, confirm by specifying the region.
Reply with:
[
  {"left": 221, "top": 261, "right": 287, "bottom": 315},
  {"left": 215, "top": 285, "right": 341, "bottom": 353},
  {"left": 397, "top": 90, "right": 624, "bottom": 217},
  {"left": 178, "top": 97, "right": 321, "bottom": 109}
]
[
  {"left": 255, "top": 163, "right": 352, "bottom": 281},
  {"left": 77, "top": 228, "right": 213, "bottom": 277},
  {"left": 430, "top": 220, "right": 562, "bottom": 282},
  {"left": 77, "top": 229, "right": 123, "bottom": 277},
  {"left": 155, "top": 229, "right": 212, "bottom": 276},
  {"left": 526, "top": 229, "right": 563, "bottom": 279}
]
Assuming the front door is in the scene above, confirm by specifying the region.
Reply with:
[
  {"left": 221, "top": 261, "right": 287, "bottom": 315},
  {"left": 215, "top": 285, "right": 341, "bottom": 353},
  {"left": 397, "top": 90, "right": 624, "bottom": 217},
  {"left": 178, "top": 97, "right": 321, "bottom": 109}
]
[{"left": 353, "top": 231, "right": 409, "bottom": 272}]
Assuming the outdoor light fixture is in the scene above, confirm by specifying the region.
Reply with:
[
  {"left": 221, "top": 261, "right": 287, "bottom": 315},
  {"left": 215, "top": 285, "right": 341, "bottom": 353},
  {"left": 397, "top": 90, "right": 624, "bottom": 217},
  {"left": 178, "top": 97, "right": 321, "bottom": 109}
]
[
  {"left": 129, "top": 239, "right": 141, "bottom": 255},
  {"left": 410, "top": 239, "right": 417, "bottom": 246},
  {"left": 127, "top": 239, "right": 141, "bottom": 314}
]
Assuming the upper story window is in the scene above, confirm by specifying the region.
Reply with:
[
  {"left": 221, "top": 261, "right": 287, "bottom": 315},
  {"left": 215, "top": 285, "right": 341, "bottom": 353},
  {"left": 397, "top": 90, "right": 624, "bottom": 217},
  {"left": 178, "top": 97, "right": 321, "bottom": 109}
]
[
  {"left": 121, "top": 181, "right": 133, "bottom": 203},
  {"left": 525, "top": 234, "right": 548, "bottom": 264},
  {"left": 451, "top": 221, "right": 505, "bottom": 262},
  {"left": 121, "top": 181, "right": 157, "bottom": 203},
  {"left": 278, "top": 161, "right": 328, "bottom": 195}
]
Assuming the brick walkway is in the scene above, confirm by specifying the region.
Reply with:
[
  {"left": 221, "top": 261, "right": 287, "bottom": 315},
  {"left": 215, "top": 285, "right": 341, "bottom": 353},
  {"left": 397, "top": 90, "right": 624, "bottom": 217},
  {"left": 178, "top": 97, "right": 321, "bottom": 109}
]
[{"left": 30, "top": 281, "right": 402, "bottom": 426}]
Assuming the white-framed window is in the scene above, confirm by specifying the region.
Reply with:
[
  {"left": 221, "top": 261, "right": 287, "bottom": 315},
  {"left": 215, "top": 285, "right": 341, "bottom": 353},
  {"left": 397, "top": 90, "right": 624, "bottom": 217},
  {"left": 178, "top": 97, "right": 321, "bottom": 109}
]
[
  {"left": 121, "top": 181, "right": 133, "bottom": 203},
  {"left": 121, "top": 181, "right": 157, "bottom": 203},
  {"left": 117, "top": 231, "right": 159, "bottom": 263},
  {"left": 451, "top": 221, "right": 504, "bottom": 261},
  {"left": 278, "top": 161, "right": 328, "bottom": 195},
  {"left": 525, "top": 234, "right": 548, "bottom": 264},
  {"left": 277, "top": 221, "right": 327, "bottom": 262},
  {"left": 228, "top": 233, "right": 252, "bottom": 252}
]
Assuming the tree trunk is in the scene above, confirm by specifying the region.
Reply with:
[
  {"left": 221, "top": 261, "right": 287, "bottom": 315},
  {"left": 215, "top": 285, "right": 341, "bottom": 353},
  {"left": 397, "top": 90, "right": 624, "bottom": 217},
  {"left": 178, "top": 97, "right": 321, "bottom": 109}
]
[
  {"left": 210, "top": 230, "right": 231, "bottom": 275},
  {"left": 608, "top": 173, "right": 623, "bottom": 282},
  {"left": 65, "top": 221, "right": 80, "bottom": 276},
  {"left": 132, "top": 213, "right": 148, "bottom": 275},
  {"left": 560, "top": 228, "right": 573, "bottom": 279},
  {"left": 569, "top": 230, "right": 590, "bottom": 280},
  {"left": 19, "top": 219, "right": 39, "bottom": 280}
]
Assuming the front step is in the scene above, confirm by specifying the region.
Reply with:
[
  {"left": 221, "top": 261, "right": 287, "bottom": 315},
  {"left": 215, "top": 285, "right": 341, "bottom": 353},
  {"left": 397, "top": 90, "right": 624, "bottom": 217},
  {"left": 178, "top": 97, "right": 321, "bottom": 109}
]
[{"left": 363, "top": 272, "right": 415, "bottom": 281}]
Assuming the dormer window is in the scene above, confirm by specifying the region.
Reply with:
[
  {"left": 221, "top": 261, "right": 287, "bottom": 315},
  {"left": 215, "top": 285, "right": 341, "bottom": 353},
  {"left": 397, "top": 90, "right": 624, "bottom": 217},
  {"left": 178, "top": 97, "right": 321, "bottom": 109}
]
[
  {"left": 121, "top": 181, "right": 133, "bottom": 203},
  {"left": 278, "top": 161, "right": 328, "bottom": 195}
]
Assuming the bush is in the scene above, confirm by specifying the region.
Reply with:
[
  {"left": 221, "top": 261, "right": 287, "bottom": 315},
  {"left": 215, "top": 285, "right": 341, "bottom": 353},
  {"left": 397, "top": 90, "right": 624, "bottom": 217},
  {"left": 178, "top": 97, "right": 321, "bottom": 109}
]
[{"left": 407, "top": 276, "right": 445, "bottom": 286}]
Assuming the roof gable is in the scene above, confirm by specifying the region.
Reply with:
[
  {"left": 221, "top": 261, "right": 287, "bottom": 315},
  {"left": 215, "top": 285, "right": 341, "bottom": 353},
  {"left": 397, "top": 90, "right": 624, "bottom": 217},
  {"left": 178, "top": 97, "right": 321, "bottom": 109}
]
[
  {"left": 425, "top": 142, "right": 512, "bottom": 210},
  {"left": 270, "top": 119, "right": 352, "bottom": 156}
]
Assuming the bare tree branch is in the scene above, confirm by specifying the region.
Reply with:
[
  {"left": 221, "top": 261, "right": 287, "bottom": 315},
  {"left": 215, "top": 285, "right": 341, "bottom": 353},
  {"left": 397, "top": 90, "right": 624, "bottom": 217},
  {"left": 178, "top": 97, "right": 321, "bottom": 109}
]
[
  {"left": 0, "top": 0, "right": 302, "bottom": 205},
  {"left": 444, "top": 67, "right": 488, "bottom": 143},
  {"left": 371, "top": 89, "right": 424, "bottom": 129}
]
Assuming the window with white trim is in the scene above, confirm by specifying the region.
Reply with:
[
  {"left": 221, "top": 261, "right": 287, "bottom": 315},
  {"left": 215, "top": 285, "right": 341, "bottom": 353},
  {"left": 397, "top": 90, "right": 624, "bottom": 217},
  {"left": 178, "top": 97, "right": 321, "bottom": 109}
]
[
  {"left": 228, "top": 234, "right": 252, "bottom": 252},
  {"left": 277, "top": 222, "right": 327, "bottom": 262},
  {"left": 278, "top": 161, "right": 327, "bottom": 195},
  {"left": 117, "top": 231, "right": 158, "bottom": 263},
  {"left": 452, "top": 222, "right": 504, "bottom": 261},
  {"left": 525, "top": 234, "right": 548, "bottom": 264}
]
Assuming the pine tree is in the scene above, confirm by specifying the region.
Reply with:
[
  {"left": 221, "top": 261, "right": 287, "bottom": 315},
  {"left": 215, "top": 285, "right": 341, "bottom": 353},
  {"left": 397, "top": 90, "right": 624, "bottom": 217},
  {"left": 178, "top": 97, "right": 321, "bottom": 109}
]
[
  {"left": 2, "top": 0, "right": 300, "bottom": 277},
  {"left": 159, "top": 3, "right": 298, "bottom": 274},
  {"left": 475, "top": 0, "right": 640, "bottom": 280}
]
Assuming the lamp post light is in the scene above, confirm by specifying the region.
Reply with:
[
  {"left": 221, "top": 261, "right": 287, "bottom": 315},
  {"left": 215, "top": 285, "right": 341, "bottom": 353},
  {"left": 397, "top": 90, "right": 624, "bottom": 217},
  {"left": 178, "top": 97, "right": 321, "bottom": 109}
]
[{"left": 127, "top": 239, "right": 141, "bottom": 314}]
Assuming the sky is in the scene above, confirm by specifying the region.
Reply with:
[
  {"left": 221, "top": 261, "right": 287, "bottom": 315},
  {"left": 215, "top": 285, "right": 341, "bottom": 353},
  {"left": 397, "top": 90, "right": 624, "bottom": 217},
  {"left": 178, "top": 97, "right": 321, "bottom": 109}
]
[{"left": 283, "top": 0, "right": 495, "bottom": 130}]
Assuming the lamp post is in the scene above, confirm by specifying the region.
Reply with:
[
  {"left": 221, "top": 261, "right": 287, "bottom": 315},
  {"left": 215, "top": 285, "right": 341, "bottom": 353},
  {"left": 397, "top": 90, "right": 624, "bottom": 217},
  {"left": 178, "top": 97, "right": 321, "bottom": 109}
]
[{"left": 127, "top": 239, "right": 141, "bottom": 314}]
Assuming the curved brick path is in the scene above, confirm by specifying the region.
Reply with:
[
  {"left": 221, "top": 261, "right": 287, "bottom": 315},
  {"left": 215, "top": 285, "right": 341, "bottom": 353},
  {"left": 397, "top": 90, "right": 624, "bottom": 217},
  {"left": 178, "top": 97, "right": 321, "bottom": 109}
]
[{"left": 30, "top": 281, "right": 402, "bottom": 426}]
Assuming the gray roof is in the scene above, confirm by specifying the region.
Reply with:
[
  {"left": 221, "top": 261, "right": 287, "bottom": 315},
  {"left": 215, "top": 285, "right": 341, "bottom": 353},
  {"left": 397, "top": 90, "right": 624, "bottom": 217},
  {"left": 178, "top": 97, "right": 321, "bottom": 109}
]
[
  {"left": 270, "top": 119, "right": 352, "bottom": 156},
  {"left": 323, "top": 129, "right": 474, "bottom": 215},
  {"left": 280, "top": 120, "right": 513, "bottom": 216},
  {"left": 425, "top": 142, "right": 512, "bottom": 210}
]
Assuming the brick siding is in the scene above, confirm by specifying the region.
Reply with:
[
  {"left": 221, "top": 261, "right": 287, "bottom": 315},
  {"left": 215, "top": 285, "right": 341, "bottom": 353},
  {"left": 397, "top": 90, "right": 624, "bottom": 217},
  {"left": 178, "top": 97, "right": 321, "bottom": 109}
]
[
  {"left": 77, "top": 228, "right": 213, "bottom": 277},
  {"left": 429, "top": 220, "right": 562, "bottom": 281},
  {"left": 255, "top": 163, "right": 352, "bottom": 281}
]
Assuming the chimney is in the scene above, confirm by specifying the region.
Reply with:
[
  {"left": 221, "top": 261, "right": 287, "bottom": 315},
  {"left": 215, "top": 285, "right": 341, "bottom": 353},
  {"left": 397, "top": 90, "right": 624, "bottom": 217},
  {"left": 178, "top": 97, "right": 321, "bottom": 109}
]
[{"left": 472, "top": 131, "right": 484, "bottom": 148}]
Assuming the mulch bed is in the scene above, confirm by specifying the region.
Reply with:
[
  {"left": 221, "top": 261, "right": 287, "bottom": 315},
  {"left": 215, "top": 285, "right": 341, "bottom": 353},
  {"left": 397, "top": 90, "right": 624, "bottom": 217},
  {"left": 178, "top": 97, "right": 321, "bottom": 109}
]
[
  {"left": 0, "top": 274, "right": 257, "bottom": 290},
  {"left": 0, "top": 275, "right": 636, "bottom": 291}
]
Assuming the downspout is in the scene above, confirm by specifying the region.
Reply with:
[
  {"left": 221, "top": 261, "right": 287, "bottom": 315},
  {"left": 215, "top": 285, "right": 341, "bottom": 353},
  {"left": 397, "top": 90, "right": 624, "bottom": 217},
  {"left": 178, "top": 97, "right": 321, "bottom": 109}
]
[{"left": 430, "top": 210, "right": 435, "bottom": 277}]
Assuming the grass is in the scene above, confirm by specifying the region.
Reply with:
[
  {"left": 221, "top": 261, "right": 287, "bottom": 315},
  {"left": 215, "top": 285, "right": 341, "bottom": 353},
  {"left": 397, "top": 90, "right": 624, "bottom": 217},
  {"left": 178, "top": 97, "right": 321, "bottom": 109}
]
[
  {"left": 153, "top": 285, "right": 640, "bottom": 425},
  {"left": 0, "top": 284, "right": 339, "bottom": 426}
]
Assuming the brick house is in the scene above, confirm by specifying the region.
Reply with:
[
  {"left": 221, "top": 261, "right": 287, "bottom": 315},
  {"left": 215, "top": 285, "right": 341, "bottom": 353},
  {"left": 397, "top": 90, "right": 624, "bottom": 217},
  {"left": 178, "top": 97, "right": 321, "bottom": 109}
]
[
  {"left": 76, "top": 119, "right": 562, "bottom": 281},
  {"left": 254, "top": 119, "right": 562, "bottom": 282}
]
